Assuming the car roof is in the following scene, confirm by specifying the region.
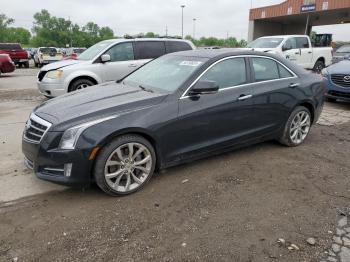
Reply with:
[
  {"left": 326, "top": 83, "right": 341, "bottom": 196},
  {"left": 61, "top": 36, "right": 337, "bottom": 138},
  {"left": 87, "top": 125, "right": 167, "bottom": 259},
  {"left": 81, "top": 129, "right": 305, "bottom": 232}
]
[
  {"left": 99, "top": 38, "right": 193, "bottom": 44},
  {"left": 257, "top": 35, "right": 308, "bottom": 38}
]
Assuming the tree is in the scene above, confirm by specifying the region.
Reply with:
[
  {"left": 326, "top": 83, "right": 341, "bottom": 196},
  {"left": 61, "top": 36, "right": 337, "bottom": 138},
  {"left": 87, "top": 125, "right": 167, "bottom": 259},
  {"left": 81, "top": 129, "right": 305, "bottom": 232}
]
[
  {"left": 6, "top": 27, "right": 31, "bottom": 44},
  {"left": 0, "top": 13, "right": 14, "bottom": 42}
]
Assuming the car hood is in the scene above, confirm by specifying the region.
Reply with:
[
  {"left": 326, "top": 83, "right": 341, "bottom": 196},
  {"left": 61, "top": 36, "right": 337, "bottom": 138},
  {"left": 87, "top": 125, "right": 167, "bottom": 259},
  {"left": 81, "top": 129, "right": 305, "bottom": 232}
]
[
  {"left": 41, "top": 59, "right": 87, "bottom": 71},
  {"left": 327, "top": 60, "right": 350, "bottom": 74},
  {"left": 34, "top": 82, "right": 167, "bottom": 130}
]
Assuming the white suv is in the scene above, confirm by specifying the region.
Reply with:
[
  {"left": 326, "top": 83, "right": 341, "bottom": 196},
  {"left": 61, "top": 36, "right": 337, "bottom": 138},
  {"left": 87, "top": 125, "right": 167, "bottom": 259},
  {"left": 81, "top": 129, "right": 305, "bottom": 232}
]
[{"left": 37, "top": 38, "right": 196, "bottom": 97}]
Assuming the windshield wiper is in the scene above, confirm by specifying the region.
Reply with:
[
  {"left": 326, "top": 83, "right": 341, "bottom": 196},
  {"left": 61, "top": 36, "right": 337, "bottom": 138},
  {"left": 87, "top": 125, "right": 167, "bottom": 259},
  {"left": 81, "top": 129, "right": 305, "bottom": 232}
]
[{"left": 139, "top": 85, "right": 154, "bottom": 93}]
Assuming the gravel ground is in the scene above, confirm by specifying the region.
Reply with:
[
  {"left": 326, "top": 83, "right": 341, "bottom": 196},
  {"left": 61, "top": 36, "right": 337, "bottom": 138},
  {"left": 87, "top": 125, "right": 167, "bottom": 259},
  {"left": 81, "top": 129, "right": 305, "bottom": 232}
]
[{"left": 0, "top": 67, "right": 350, "bottom": 262}]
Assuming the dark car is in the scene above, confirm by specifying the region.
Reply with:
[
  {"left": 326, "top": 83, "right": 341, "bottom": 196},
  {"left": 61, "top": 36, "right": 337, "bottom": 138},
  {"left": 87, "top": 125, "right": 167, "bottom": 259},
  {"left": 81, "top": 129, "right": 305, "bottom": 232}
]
[
  {"left": 322, "top": 59, "right": 350, "bottom": 102},
  {"left": 0, "top": 43, "right": 29, "bottom": 68},
  {"left": 22, "top": 50, "right": 324, "bottom": 196},
  {"left": 332, "top": 45, "right": 350, "bottom": 64},
  {"left": 0, "top": 54, "right": 16, "bottom": 75}
]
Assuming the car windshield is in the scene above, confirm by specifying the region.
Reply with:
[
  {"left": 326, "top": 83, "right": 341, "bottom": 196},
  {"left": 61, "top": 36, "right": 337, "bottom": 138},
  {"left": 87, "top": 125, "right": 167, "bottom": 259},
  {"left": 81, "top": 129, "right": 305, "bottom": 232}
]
[
  {"left": 336, "top": 45, "right": 350, "bottom": 53},
  {"left": 248, "top": 38, "right": 283, "bottom": 48},
  {"left": 40, "top": 48, "right": 58, "bottom": 54},
  {"left": 78, "top": 42, "right": 112, "bottom": 61},
  {"left": 123, "top": 55, "right": 208, "bottom": 93}
]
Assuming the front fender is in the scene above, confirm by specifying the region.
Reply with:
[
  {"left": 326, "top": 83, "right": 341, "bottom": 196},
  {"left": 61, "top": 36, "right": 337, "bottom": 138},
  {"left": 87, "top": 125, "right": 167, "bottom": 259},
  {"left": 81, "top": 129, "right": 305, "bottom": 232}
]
[{"left": 63, "top": 70, "right": 102, "bottom": 92}]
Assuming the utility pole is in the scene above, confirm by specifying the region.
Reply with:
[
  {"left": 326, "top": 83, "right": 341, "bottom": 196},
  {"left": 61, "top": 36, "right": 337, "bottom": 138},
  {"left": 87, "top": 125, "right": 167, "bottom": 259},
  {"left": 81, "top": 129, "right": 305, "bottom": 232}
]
[
  {"left": 192, "top": 18, "right": 196, "bottom": 39},
  {"left": 165, "top": 25, "right": 168, "bottom": 37},
  {"left": 181, "top": 5, "right": 185, "bottom": 38}
]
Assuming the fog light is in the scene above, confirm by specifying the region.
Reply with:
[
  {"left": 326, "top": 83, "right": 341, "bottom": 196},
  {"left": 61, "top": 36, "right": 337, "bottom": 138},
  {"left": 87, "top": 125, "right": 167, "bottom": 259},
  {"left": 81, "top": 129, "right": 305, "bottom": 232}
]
[{"left": 64, "top": 163, "right": 73, "bottom": 177}]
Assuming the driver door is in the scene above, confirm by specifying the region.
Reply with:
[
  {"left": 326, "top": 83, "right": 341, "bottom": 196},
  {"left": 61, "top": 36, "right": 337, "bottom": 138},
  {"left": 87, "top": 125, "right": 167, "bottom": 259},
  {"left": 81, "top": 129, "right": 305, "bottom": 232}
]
[
  {"left": 282, "top": 37, "right": 300, "bottom": 65},
  {"left": 170, "top": 57, "right": 256, "bottom": 161},
  {"left": 101, "top": 42, "right": 140, "bottom": 81}
]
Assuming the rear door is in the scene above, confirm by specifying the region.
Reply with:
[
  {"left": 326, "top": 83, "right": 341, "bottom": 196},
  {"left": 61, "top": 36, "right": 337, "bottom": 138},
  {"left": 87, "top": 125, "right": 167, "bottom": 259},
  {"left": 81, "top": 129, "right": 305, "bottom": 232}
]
[
  {"left": 249, "top": 56, "right": 298, "bottom": 135},
  {"left": 101, "top": 42, "right": 137, "bottom": 81},
  {"left": 134, "top": 41, "right": 166, "bottom": 67},
  {"left": 173, "top": 57, "right": 256, "bottom": 160}
]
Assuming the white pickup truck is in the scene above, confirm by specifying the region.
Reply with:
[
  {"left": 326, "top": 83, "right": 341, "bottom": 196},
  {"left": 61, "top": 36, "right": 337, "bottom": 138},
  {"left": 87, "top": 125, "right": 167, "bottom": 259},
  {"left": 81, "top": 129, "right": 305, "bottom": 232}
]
[{"left": 246, "top": 35, "right": 333, "bottom": 72}]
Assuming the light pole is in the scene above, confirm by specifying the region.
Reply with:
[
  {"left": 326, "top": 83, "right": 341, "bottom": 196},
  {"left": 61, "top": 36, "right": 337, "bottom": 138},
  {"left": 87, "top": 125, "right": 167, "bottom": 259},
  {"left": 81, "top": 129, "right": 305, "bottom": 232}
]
[
  {"left": 181, "top": 5, "right": 185, "bottom": 38},
  {"left": 193, "top": 18, "right": 196, "bottom": 39}
]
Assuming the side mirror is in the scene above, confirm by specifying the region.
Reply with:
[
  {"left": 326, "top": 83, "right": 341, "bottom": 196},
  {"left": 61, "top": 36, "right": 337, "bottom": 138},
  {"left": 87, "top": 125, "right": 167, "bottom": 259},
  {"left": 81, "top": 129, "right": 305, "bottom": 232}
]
[
  {"left": 282, "top": 45, "right": 292, "bottom": 52},
  {"left": 101, "top": 54, "right": 111, "bottom": 63},
  {"left": 189, "top": 80, "right": 219, "bottom": 95}
]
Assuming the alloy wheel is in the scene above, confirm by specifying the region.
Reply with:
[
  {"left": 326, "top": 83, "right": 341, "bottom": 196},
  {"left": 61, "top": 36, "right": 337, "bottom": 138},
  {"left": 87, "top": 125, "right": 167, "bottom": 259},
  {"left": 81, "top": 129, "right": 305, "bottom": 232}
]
[
  {"left": 104, "top": 142, "right": 153, "bottom": 193},
  {"left": 76, "top": 83, "right": 90, "bottom": 90},
  {"left": 289, "top": 111, "right": 311, "bottom": 144}
]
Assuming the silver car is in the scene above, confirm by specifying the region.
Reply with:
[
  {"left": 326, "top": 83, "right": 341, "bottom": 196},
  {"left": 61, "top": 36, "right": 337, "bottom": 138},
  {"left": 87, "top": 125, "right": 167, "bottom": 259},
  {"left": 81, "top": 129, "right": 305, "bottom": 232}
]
[{"left": 37, "top": 38, "right": 196, "bottom": 97}]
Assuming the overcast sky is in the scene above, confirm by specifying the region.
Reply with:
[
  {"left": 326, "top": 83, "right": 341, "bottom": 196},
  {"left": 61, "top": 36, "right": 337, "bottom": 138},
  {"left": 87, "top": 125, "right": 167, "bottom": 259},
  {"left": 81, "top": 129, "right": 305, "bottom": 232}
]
[{"left": 1, "top": 0, "right": 349, "bottom": 41}]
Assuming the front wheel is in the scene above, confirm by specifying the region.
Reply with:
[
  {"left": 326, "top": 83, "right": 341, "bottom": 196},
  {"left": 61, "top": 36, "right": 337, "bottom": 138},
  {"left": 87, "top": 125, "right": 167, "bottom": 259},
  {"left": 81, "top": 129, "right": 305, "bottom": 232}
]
[
  {"left": 94, "top": 135, "right": 156, "bottom": 196},
  {"left": 313, "top": 60, "right": 325, "bottom": 73},
  {"left": 69, "top": 78, "right": 95, "bottom": 92},
  {"left": 278, "top": 106, "right": 312, "bottom": 147}
]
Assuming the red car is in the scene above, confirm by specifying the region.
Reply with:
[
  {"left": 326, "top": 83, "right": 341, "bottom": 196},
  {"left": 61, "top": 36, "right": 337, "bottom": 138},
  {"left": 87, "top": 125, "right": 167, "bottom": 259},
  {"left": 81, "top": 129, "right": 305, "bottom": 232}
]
[
  {"left": 0, "top": 43, "right": 29, "bottom": 68},
  {"left": 0, "top": 54, "right": 16, "bottom": 75}
]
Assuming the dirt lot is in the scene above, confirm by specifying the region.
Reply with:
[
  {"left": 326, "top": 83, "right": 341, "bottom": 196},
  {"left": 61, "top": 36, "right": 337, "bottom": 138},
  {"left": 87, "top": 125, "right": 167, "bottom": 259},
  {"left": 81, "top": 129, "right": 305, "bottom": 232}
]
[{"left": 0, "top": 68, "right": 350, "bottom": 262}]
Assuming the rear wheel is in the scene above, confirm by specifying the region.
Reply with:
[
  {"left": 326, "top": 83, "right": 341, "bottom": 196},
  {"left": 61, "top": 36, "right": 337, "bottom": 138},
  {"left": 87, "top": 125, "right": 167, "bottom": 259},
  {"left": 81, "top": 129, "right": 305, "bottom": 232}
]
[
  {"left": 313, "top": 60, "right": 325, "bottom": 73},
  {"left": 24, "top": 61, "right": 29, "bottom": 68},
  {"left": 69, "top": 78, "right": 95, "bottom": 92},
  {"left": 94, "top": 135, "right": 156, "bottom": 196},
  {"left": 278, "top": 106, "right": 312, "bottom": 147}
]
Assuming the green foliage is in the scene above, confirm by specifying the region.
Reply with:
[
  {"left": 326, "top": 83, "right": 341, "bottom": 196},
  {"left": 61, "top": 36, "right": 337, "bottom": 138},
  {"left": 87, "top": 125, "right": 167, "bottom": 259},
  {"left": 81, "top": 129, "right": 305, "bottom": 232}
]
[
  {"left": 30, "top": 9, "right": 115, "bottom": 47},
  {"left": 185, "top": 35, "right": 247, "bottom": 48},
  {"left": 0, "top": 13, "right": 31, "bottom": 44}
]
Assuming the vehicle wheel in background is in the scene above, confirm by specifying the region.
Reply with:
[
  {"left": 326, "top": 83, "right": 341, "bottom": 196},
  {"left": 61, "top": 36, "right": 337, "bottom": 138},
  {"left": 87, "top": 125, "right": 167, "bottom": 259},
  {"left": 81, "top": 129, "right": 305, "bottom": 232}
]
[
  {"left": 325, "top": 97, "right": 337, "bottom": 103},
  {"left": 313, "top": 60, "right": 325, "bottom": 73},
  {"left": 94, "top": 135, "right": 156, "bottom": 196},
  {"left": 68, "top": 78, "right": 95, "bottom": 92},
  {"left": 278, "top": 106, "right": 312, "bottom": 147},
  {"left": 24, "top": 61, "right": 29, "bottom": 68},
  {"left": 18, "top": 63, "right": 22, "bottom": 68}
]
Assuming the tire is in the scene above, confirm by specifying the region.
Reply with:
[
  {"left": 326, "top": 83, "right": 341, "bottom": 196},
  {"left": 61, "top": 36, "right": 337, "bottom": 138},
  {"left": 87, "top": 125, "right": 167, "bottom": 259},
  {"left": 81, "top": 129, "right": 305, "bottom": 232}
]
[
  {"left": 18, "top": 63, "right": 22, "bottom": 68},
  {"left": 24, "top": 61, "right": 29, "bottom": 68},
  {"left": 325, "top": 97, "right": 337, "bottom": 103},
  {"left": 94, "top": 134, "right": 156, "bottom": 196},
  {"left": 34, "top": 61, "right": 38, "bottom": 67},
  {"left": 313, "top": 60, "right": 325, "bottom": 73},
  {"left": 69, "top": 78, "right": 95, "bottom": 92},
  {"left": 278, "top": 106, "right": 312, "bottom": 147}
]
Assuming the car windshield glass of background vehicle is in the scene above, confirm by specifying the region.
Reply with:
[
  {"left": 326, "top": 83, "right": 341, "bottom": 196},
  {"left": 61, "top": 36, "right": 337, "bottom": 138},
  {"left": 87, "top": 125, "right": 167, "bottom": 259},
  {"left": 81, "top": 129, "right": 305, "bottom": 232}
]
[
  {"left": 248, "top": 38, "right": 283, "bottom": 48},
  {"left": 123, "top": 55, "right": 208, "bottom": 93}
]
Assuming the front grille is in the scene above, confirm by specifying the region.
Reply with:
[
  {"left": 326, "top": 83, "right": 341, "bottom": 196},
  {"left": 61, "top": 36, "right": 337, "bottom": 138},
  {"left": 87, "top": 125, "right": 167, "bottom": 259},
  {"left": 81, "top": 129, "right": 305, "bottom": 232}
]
[
  {"left": 331, "top": 74, "right": 350, "bottom": 88},
  {"left": 23, "top": 113, "right": 52, "bottom": 144},
  {"left": 38, "top": 71, "right": 47, "bottom": 81},
  {"left": 328, "top": 91, "right": 350, "bottom": 98}
]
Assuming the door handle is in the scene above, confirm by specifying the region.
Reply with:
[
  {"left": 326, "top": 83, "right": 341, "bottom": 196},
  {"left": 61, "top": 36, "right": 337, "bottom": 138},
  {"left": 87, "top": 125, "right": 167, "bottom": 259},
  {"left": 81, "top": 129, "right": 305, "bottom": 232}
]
[
  {"left": 237, "top": 94, "right": 253, "bottom": 101},
  {"left": 128, "top": 64, "right": 138, "bottom": 68},
  {"left": 308, "top": 51, "right": 312, "bottom": 54},
  {"left": 289, "top": 83, "right": 300, "bottom": 88}
]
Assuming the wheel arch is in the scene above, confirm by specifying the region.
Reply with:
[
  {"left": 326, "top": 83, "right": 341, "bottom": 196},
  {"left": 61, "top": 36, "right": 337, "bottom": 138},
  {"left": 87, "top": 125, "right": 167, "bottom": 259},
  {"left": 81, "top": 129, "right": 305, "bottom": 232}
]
[
  {"left": 91, "top": 128, "right": 162, "bottom": 179},
  {"left": 68, "top": 75, "right": 99, "bottom": 92},
  {"left": 297, "top": 101, "right": 315, "bottom": 124}
]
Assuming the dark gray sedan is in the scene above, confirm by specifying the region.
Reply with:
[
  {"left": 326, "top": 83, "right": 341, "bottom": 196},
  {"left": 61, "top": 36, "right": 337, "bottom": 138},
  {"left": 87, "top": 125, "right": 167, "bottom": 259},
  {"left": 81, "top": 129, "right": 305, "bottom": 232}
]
[{"left": 22, "top": 50, "right": 325, "bottom": 196}]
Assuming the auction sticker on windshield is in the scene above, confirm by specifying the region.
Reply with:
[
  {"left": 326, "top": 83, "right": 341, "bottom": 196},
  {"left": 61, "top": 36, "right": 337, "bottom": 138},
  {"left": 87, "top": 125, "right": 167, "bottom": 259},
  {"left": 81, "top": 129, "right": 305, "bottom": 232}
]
[{"left": 180, "top": 61, "right": 202, "bottom": 67}]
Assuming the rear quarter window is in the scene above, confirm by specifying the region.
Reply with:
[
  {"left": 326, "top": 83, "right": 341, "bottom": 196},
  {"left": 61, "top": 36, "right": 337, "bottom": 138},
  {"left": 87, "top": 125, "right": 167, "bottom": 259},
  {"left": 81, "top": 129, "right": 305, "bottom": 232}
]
[
  {"left": 166, "top": 41, "right": 192, "bottom": 53},
  {"left": 134, "top": 41, "right": 166, "bottom": 60}
]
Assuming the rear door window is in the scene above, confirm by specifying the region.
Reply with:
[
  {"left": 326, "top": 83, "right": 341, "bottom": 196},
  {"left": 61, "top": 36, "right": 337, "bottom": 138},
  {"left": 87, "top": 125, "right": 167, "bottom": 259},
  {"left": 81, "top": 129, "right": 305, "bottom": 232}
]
[
  {"left": 134, "top": 41, "right": 166, "bottom": 60},
  {"left": 166, "top": 41, "right": 192, "bottom": 53},
  {"left": 252, "top": 57, "right": 294, "bottom": 81}
]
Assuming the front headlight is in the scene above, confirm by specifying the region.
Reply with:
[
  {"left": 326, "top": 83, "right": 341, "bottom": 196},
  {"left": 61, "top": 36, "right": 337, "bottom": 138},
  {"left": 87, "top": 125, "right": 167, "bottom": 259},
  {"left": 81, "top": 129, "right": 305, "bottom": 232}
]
[
  {"left": 321, "top": 69, "right": 328, "bottom": 77},
  {"left": 59, "top": 115, "right": 119, "bottom": 150},
  {"left": 46, "top": 70, "right": 63, "bottom": 79}
]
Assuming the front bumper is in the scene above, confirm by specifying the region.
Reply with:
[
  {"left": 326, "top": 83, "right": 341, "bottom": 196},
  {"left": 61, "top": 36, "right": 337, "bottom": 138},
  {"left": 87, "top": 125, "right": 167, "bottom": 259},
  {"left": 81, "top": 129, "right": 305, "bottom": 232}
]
[
  {"left": 22, "top": 132, "right": 94, "bottom": 187},
  {"left": 324, "top": 77, "right": 350, "bottom": 101},
  {"left": 37, "top": 80, "right": 66, "bottom": 97}
]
